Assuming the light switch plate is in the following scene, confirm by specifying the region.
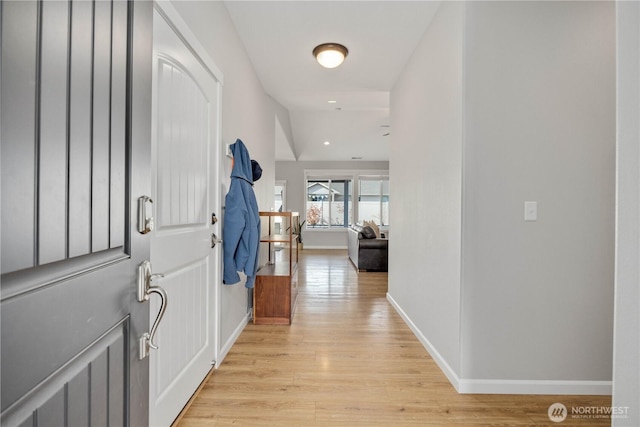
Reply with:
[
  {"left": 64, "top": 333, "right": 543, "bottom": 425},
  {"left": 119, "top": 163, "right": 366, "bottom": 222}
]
[{"left": 524, "top": 201, "right": 538, "bottom": 221}]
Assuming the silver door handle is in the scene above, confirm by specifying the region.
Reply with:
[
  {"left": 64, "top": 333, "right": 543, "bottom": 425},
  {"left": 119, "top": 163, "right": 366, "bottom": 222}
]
[
  {"left": 211, "top": 232, "right": 222, "bottom": 248},
  {"left": 137, "top": 260, "right": 168, "bottom": 359}
]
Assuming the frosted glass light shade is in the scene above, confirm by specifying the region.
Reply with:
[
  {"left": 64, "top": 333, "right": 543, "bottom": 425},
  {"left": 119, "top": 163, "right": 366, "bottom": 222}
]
[{"left": 313, "top": 43, "right": 348, "bottom": 69}]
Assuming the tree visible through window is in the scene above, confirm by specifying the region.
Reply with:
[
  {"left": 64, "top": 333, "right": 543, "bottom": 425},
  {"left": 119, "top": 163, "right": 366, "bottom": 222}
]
[
  {"left": 305, "top": 172, "right": 388, "bottom": 231},
  {"left": 306, "top": 179, "right": 353, "bottom": 228}
]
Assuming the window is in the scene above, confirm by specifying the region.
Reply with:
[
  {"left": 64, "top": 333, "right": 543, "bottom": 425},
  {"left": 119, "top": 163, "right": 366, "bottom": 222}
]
[
  {"left": 358, "top": 177, "right": 389, "bottom": 226},
  {"left": 306, "top": 178, "right": 353, "bottom": 228},
  {"left": 304, "top": 170, "right": 389, "bottom": 231}
]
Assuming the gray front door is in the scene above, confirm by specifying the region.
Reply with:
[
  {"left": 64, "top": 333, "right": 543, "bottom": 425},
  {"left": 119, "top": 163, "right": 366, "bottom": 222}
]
[{"left": 1, "top": 1, "right": 153, "bottom": 426}]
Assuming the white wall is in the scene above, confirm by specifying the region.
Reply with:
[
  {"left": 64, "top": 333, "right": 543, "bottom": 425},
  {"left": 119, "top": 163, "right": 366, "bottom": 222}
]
[
  {"left": 461, "top": 1, "right": 615, "bottom": 390},
  {"left": 272, "top": 96, "right": 297, "bottom": 160},
  {"left": 390, "top": 1, "right": 616, "bottom": 394},
  {"left": 275, "top": 160, "right": 389, "bottom": 248},
  {"left": 612, "top": 1, "right": 640, "bottom": 424},
  {"left": 388, "top": 1, "right": 464, "bottom": 383},
  {"left": 170, "top": 0, "right": 277, "bottom": 357}
]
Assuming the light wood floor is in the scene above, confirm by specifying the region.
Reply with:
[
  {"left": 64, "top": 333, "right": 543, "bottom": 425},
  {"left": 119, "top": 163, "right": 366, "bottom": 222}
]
[{"left": 175, "top": 249, "right": 611, "bottom": 426}]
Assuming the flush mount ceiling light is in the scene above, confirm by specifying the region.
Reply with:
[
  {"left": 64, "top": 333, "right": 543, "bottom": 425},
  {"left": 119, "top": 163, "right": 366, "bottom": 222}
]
[{"left": 313, "top": 43, "right": 348, "bottom": 68}]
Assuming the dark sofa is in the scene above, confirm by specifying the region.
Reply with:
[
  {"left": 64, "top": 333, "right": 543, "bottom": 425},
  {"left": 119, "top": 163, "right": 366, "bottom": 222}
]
[{"left": 347, "top": 224, "right": 388, "bottom": 272}]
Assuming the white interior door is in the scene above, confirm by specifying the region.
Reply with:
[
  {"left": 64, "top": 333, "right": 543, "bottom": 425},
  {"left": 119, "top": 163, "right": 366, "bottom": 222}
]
[
  {"left": 275, "top": 180, "right": 287, "bottom": 212},
  {"left": 150, "top": 4, "right": 222, "bottom": 426}
]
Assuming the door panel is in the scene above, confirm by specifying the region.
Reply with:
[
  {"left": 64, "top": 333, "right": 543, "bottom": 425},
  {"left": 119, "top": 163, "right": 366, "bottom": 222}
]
[
  {"left": 1, "top": 0, "right": 130, "bottom": 275},
  {"left": 1, "top": 320, "right": 128, "bottom": 427},
  {"left": 1, "top": 1, "right": 153, "bottom": 425},
  {"left": 150, "top": 6, "right": 221, "bottom": 425},
  {"left": 109, "top": 0, "right": 129, "bottom": 250},
  {"left": 92, "top": 0, "right": 115, "bottom": 253},
  {"left": 68, "top": 0, "right": 93, "bottom": 259},
  {"left": 1, "top": 0, "right": 39, "bottom": 273},
  {"left": 39, "top": 0, "right": 69, "bottom": 265},
  {"left": 153, "top": 259, "right": 209, "bottom": 391},
  {"left": 156, "top": 58, "right": 209, "bottom": 228}
]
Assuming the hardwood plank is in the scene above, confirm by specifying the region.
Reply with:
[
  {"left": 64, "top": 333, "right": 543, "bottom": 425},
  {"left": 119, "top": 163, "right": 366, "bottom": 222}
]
[{"left": 175, "top": 249, "right": 611, "bottom": 426}]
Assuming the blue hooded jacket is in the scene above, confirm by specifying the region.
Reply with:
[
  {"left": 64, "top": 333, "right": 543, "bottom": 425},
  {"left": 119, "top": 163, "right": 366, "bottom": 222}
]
[{"left": 223, "top": 139, "right": 261, "bottom": 288}]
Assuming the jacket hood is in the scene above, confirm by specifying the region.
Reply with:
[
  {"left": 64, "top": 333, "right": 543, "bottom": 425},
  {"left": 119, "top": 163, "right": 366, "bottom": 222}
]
[{"left": 230, "top": 139, "right": 254, "bottom": 185}]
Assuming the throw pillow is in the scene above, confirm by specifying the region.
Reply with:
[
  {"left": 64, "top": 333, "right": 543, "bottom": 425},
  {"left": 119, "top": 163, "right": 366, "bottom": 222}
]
[
  {"left": 360, "top": 226, "right": 377, "bottom": 239},
  {"left": 366, "top": 220, "right": 381, "bottom": 238}
]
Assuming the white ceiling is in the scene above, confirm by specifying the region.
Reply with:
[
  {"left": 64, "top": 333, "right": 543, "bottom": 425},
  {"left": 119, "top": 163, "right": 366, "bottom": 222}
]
[{"left": 224, "top": 1, "right": 440, "bottom": 161}]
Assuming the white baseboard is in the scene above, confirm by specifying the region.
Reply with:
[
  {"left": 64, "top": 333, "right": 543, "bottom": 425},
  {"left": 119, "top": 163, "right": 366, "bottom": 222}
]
[
  {"left": 386, "top": 293, "right": 462, "bottom": 390},
  {"left": 458, "top": 379, "right": 612, "bottom": 395},
  {"left": 216, "top": 311, "right": 250, "bottom": 368},
  {"left": 302, "top": 245, "right": 347, "bottom": 250},
  {"left": 386, "top": 293, "right": 612, "bottom": 396}
]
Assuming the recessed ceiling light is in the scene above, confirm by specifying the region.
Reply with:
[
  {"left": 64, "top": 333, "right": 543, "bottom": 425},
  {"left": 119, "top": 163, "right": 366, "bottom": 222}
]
[
  {"left": 324, "top": 141, "right": 330, "bottom": 146},
  {"left": 313, "top": 43, "right": 348, "bottom": 68},
  {"left": 328, "top": 100, "right": 337, "bottom": 104}
]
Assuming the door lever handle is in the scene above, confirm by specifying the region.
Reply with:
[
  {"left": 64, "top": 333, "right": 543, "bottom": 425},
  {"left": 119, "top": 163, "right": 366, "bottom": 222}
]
[
  {"left": 211, "top": 232, "right": 222, "bottom": 248},
  {"left": 137, "top": 261, "right": 168, "bottom": 359}
]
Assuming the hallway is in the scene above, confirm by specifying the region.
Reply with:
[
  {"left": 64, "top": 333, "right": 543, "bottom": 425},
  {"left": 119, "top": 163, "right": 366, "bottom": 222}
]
[{"left": 175, "top": 250, "right": 611, "bottom": 426}]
